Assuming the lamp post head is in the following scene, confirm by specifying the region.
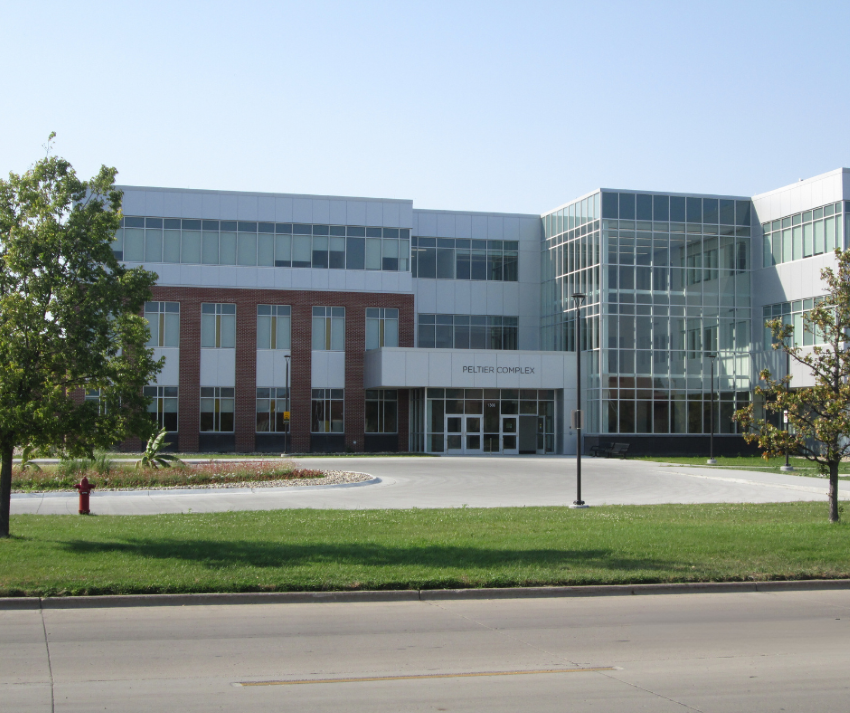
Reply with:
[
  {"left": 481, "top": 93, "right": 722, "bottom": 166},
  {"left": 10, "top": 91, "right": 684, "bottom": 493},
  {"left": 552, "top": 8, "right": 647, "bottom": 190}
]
[
  {"left": 572, "top": 293, "right": 586, "bottom": 307},
  {"left": 284, "top": 354, "right": 291, "bottom": 363}
]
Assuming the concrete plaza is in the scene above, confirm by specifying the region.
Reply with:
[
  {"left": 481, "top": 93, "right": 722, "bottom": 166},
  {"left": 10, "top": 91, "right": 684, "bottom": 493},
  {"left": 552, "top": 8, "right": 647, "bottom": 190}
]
[{"left": 11, "top": 456, "right": 846, "bottom": 516}]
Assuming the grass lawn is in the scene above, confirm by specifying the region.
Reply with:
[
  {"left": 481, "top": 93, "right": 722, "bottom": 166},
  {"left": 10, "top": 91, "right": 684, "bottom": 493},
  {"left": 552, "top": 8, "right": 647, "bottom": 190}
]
[
  {"left": 1, "top": 503, "right": 847, "bottom": 597},
  {"left": 634, "top": 455, "right": 850, "bottom": 479}
]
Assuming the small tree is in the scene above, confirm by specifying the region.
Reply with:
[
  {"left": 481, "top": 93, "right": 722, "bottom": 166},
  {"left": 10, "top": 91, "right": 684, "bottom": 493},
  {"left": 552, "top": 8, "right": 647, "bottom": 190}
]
[
  {"left": 735, "top": 249, "right": 850, "bottom": 523},
  {"left": 0, "top": 137, "right": 162, "bottom": 537}
]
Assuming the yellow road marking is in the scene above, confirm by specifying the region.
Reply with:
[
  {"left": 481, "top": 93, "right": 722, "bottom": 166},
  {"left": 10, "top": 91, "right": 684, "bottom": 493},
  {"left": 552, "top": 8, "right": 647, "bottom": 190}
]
[{"left": 237, "top": 667, "right": 615, "bottom": 687}]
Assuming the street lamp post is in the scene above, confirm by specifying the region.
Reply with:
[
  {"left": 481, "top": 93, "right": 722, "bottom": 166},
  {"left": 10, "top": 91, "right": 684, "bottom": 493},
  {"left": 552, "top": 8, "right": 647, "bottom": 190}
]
[
  {"left": 570, "top": 293, "right": 588, "bottom": 509},
  {"left": 284, "top": 354, "right": 291, "bottom": 456},
  {"left": 707, "top": 353, "right": 716, "bottom": 465}
]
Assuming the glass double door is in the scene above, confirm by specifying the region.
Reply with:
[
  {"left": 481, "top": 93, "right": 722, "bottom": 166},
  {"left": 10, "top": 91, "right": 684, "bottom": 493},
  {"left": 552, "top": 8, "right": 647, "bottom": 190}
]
[{"left": 446, "top": 409, "right": 518, "bottom": 454}]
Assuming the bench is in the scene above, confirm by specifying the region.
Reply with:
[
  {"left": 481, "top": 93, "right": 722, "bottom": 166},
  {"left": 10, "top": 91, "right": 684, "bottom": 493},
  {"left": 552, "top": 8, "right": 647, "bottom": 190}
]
[
  {"left": 589, "top": 442, "right": 630, "bottom": 458},
  {"left": 589, "top": 442, "right": 614, "bottom": 457}
]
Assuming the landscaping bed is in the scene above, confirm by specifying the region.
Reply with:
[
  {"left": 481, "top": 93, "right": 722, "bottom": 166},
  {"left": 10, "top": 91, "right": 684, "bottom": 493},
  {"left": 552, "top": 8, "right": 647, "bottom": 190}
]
[
  {"left": 11, "top": 458, "right": 333, "bottom": 492},
  {"left": 1, "top": 503, "right": 847, "bottom": 597}
]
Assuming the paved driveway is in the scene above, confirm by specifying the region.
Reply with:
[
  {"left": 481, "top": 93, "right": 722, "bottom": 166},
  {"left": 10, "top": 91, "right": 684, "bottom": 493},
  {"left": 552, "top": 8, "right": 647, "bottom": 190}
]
[{"left": 11, "top": 456, "right": 847, "bottom": 515}]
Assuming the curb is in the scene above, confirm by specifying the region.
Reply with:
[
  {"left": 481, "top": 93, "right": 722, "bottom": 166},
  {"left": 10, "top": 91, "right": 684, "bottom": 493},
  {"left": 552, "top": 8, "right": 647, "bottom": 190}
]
[{"left": 3, "top": 578, "right": 849, "bottom": 610}]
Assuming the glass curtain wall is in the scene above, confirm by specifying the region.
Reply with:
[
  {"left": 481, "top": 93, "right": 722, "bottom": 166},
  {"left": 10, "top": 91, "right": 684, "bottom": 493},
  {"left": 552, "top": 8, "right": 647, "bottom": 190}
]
[
  {"left": 542, "top": 191, "right": 753, "bottom": 435},
  {"left": 540, "top": 192, "right": 603, "bottom": 429}
]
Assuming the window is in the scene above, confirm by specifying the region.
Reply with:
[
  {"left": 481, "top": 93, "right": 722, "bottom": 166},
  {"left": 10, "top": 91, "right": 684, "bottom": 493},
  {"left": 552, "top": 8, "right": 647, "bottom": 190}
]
[
  {"left": 201, "top": 304, "right": 236, "bottom": 348},
  {"left": 144, "top": 386, "right": 178, "bottom": 431},
  {"left": 763, "top": 298, "right": 826, "bottom": 349},
  {"left": 365, "top": 390, "right": 398, "bottom": 433},
  {"left": 144, "top": 302, "right": 180, "bottom": 348},
  {"left": 84, "top": 388, "right": 104, "bottom": 413},
  {"left": 200, "top": 387, "right": 234, "bottom": 432},
  {"left": 256, "top": 387, "right": 289, "bottom": 432},
  {"left": 418, "top": 314, "right": 518, "bottom": 350},
  {"left": 411, "top": 238, "right": 518, "bottom": 281},
  {"left": 312, "top": 307, "right": 345, "bottom": 350},
  {"left": 366, "top": 308, "right": 399, "bottom": 349},
  {"left": 311, "top": 389, "right": 344, "bottom": 432},
  {"left": 761, "top": 201, "right": 844, "bottom": 267},
  {"left": 116, "top": 217, "right": 410, "bottom": 272},
  {"left": 257, "top": 305, "right": 291, "bottom": 349}
]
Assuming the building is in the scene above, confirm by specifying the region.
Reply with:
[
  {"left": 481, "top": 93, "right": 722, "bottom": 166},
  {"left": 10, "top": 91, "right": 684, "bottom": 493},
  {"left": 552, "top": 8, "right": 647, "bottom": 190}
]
[{"left": 114, "top": 168, "right": 850, "bottom": 455}]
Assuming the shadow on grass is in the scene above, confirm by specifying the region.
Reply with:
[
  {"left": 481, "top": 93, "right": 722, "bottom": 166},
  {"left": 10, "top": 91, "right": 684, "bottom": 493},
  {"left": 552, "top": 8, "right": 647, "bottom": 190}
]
[{"left": 56, "top": 538, "right": 684, "bottom": 574}]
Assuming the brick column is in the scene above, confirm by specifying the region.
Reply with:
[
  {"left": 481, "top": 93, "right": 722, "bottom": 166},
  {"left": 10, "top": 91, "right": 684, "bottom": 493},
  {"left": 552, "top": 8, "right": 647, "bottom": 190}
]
[
  {"left": 345, "top": 303, "right": 366, "bottom": 452},
  {"left": 235, "top": 294, "right": 258, "bottom": 452},
  {"left": 397, "top": 292, "right": 415, "bottom": 454},
  {"left": 290, "top": 302, "right": 313, "bottom": 452}
]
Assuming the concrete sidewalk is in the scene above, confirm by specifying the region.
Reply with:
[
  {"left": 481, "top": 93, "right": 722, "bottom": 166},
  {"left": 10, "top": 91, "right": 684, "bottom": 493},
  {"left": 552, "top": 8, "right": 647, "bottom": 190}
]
[{"left": 11, "top": 456, "right": 846, "bottom": 515}]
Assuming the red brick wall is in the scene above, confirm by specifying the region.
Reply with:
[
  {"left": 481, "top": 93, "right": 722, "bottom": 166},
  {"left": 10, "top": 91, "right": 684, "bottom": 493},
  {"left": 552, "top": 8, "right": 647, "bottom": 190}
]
[{"left": 150, "top": 286, "right": 414, "bottom": 453}]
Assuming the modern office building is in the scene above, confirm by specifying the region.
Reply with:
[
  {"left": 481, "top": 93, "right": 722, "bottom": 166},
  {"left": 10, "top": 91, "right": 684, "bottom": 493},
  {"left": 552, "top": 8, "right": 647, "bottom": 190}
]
[{"left": 115, "top": 168, "right": 849, "bottom": 455}]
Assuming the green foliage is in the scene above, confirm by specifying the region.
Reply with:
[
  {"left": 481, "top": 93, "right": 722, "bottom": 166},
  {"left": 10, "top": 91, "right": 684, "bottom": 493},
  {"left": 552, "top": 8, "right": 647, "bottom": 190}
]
[
  {"left": 1, "top": 503, "right": 848, "bottom": 597},
  {"left": 734, "top": 248, "right": 850, "bottom": 522},
  {"left": 137, "top": 428, "right": 183, "bottom": 470},
  {"left": 90, "top": 450, "right": 115, "bottom": 475},
  {"left": 12, "top": 459, "right": 317, "bottom": 492},
  {"left": 19, "top": 445, "right": 42, "bottom": 473},
  {"left": 0, "top": 136, "right": 162, "bottom": 536},
  {"left": 56, "top": 458, "right": 91, "bottom": 480}
]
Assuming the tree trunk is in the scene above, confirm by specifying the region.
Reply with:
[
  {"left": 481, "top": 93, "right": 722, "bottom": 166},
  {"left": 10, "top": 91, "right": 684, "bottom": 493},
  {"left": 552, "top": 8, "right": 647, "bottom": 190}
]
[
  {"left": 829, "top": 461, "right": 840, "bottom": 524},
  {"left": 0, "top": 444, "right": 13, "bottom": 538}
]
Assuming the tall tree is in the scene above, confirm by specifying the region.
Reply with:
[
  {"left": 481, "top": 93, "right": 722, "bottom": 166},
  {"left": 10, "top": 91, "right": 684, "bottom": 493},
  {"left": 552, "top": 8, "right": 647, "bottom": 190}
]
[
  {"left": 0, "top": 137, "right": 161, "bottom": 537},
  {"left": 734, "top": 249, "right": 850, "bottom": 523}
]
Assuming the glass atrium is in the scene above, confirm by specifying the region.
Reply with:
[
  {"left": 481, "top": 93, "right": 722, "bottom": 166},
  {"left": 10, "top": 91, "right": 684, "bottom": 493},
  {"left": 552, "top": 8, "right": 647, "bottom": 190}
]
[{"left": 542, "top": 190, "right": 753, "bottom": 436}]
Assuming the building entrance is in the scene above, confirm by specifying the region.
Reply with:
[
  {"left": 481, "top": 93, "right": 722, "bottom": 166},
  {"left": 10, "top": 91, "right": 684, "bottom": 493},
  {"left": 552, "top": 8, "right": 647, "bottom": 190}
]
[
  {"left": 425, "top": 388, "right": 557, "bottom": 455},
  {"left": 445, "top": 414, "right": 482, "bottom": 453}
]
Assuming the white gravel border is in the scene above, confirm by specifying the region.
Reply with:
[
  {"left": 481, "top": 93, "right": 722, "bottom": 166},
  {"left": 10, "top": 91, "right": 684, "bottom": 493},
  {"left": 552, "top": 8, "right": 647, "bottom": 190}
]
[{"left": 13, "top": 470, "right": 373, "bottom": 494}]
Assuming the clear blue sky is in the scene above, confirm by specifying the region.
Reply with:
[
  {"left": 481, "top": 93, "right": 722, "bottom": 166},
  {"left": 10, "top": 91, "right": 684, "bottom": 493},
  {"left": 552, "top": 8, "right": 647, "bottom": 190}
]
[{"left": 2, "top": 1, "right": 849, "bottom": 214}]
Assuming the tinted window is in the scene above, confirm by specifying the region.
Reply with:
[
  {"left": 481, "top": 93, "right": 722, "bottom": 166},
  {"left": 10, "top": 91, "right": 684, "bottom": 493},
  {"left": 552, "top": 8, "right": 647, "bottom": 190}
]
[
  {"left": 346, "top": 237, "right": 365, "bottom": 269},
  {"left": 670, "top": 196, "right": 686, "bottom": 222},
  {"left": 686, "top": 197, "right": 702, "bottom": 223},
  {"left": 653, "top": 195, "right": 669, "bottom": 221},
  {"left": 602, "top": 192, "right": 618, "bottom": 219},
  {"left": 703, "top": 199, "right": 718, "bottom": 224},
  {"left": 619, "top": 193, "right": 635, "bottom": 220},
  {"left": 736, "top": 201, "right": 751, "bottom": 226},
  {"left": 636, "top": 194, "right": 652, "bottom": 221},
  {"left": 719, "top": 200, "right": 735, "bottom": 225}
]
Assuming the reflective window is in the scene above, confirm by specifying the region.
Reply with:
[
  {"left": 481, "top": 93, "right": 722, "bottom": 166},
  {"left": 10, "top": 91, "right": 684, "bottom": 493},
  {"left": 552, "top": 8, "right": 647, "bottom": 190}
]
[
  {"left": 311, "top": 388, "right": 344, "bottom": 433},
  {"left": 144, "top": 302, "right": 180, "bottom": 348},
  {"left": 257, "top": 305, "right": 291, "bottom": 350},
  {"left": 312, "top": 307, "right": 345, "bottom": 351},
  {"left": 200, "top": 387, "right": 234, "bottom": 432},
  {"left": 201, "top": 304, "right": 236, "bottom": 348},
  {"left": 144, "top": 386, "right": 178, "bottom": 432},
  {"left": 116, "top": 218, "right": 410, "bottom": 272},
  {"left": 365, "top": 390, "right": 398, "bottom": 433},
  {"left": 366, "top": 308, "right": 399, "bottom": 350},
  {"left": 418, "top": 314, "right": 518, "bottom": 350},
  {"left": 256, "top": 387, "right": 290, "bottom": 432},
  {"left": 761, "top": 201, "right": 844, "bottom": 267},
  {"left": 411, "top": 238, "right": 518, "bottom": 281}
]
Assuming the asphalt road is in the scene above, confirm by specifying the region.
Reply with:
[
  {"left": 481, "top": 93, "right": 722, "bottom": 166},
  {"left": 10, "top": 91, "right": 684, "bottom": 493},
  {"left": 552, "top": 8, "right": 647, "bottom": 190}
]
[
  {"left": 11, "top": 456, "right": 847, "bottom": 515},
  {"left": 5, "top": 589, "right": 850, "bottom": 712}
]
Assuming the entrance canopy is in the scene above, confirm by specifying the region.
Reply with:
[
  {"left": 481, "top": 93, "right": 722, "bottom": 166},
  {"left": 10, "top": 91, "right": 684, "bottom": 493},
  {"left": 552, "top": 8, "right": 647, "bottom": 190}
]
[{"left": 363, "top": 348, "right": 576, "bottom": 390}]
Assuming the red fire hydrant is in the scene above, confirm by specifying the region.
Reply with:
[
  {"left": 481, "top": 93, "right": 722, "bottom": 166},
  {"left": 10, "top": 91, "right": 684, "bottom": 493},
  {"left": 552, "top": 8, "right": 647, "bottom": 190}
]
[{"left": 74, "top": 476, "right": 95, "bottom": 515}]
